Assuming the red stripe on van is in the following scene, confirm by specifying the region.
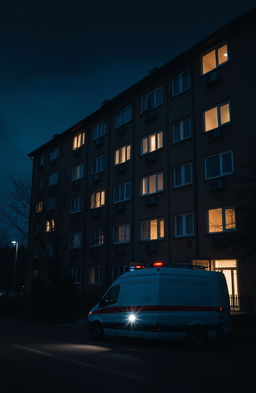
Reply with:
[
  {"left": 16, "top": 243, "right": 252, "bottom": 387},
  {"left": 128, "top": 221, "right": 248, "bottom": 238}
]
[{"left": 92, "top": 305, "right": 217, "bottom": 315}]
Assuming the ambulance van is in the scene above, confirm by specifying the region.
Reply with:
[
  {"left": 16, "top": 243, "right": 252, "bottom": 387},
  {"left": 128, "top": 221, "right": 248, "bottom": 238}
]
[{"left": 88, "top": 263, "right": 232, "bottom": 346}]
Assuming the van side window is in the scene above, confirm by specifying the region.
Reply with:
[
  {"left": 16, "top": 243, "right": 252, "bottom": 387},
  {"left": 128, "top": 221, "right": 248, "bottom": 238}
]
[{"left": 100, "top": 285, "right": 120, "bottom": 307}]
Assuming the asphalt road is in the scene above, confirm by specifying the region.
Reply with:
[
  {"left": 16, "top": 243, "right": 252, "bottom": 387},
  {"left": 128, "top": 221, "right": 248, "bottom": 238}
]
[{"left": 0, "top": 316, "right": 255, "bottom": 393}]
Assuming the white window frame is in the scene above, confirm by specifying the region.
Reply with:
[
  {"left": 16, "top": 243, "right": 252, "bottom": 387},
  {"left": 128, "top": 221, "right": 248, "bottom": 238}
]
[
  {"left": 71, "top": 164, "right": 84, "bottom": 181},
  {"left": 205, "top": 150, "right": 234, "bottom": 180},
  {"left": 48, "top": 172, "right": 58, "bottom": 186},
  {"left": 70, "top": 196, "right": 83, "bottom": 214},
  {"left": 172, "top": 70, "right": 190, "bottom": 97},
  {"left": 91, "top": 155, "right": 106, "bottom": 175},
  {"left": 173, "top": 163, "right": 192, "bottom": 188},
  {"left": 89, "top": 227, "right": 104, "bottom": 247},
  {"left": 141, "top": 173, "right": 164, "bottom": 195},
  {"left": 90, "top": 190, "right": 105, "bottom": 209},
  {"left": 140, "top": 218, "right": 165, "bottom": 241},
  {"left": 114, "top": 144, "right": 131, "bottom": 165},
  {"left": 113, "top": 182, "right": 131, "bottom": 203},
  {"left": 201, "top": 43, "right": 229, "bottom": 75},
  {"left": 113, "top": 223, "right": 131, "bottom": 244},
  {"left": 92, "top": 121, "right": 107, "bottom": 140},
  {"left": 73, "top": 132, "right": 85, "bottom": 150},
  {"left": 203, "top": 101, "right": 231, "bottom": 132},
  {"left": 172, "top": 117, "right": 191, "bottom": 143},
  {"left": 114, "top": 105, "right": 132, "bottom": 129},
  {"left": 174, "top": 213, "right": 194, "bottom": 238},
  {"left": 140, "top": 87, "right": 163, "bottom": 113},
  {"left": 208, "top": 207, "right": 236, "bottom": 233},
  {"left": 141, "top": 130, "right": 163, "bottom": 155}
]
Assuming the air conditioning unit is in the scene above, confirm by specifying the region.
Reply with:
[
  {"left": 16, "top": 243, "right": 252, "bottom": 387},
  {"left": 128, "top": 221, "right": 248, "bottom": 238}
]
[
  {"left": 145, "top": 196, "right": 157, "bottom": 206},
  {"left": 116, "top": 164, "right": 126, "bottom": 174},
  {"left": 146, "top": 242, "right": 158, "bottom": 253},
  {"left": 116, "top": 125, "right": 126, "bottom": 135},
  {"left": 93, "top": 173, "right": 101, "bottom": 182},
  {"left": 207, "top": 128, "right": 223, "bottom": 141},
  {"left": 115, "top": 203, "right": 125, "bottom": 213},
  {"left": 146, "top": 109, "right": 157, "bottom": 121},
  {"left": 94, "top": 138, "right": 103, "bottom": 147},
  {"left": 204, "top": 70, "right": 219, "bottom": 86},
  {"left": 145, "top": 151, "right": 157, "bottom": 163}
]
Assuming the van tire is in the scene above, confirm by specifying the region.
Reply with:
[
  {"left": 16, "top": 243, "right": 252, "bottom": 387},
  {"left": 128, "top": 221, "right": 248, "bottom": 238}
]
[
  {"left": 91, "top": 322, "right": 104, "bottom": 339},
  {"left": 187, "top": 328, "right": 207, "bottom": 348}
]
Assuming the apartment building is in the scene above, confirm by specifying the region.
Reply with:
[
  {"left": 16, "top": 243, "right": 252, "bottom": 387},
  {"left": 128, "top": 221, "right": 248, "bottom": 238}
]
[{"left": 28, "top": 8, "right": 256, "bottom": 309}]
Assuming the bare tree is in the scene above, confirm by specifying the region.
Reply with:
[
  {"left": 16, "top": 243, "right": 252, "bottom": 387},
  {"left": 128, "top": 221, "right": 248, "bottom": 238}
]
[{"left": 0, "top": 173, "right": 31, "bottom": 241}]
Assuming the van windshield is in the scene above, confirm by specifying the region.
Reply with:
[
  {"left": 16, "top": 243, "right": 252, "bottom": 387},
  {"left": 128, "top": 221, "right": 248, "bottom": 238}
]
[{"left": 100, "top": 285, "right": 120, "bottom": 307}]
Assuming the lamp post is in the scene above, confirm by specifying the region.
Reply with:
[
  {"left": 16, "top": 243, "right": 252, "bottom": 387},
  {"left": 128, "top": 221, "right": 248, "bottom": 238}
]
[{"left": 11, "top": 241, "right": 18, "bottom": 292}]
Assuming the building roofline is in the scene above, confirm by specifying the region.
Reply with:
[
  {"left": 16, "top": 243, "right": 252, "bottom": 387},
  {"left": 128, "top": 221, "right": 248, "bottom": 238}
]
[{"left": 28, "top": 6, "right": 256, "bottom": 157}]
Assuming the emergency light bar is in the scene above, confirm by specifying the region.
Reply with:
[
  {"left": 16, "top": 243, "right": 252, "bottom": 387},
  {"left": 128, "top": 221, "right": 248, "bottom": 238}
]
[{"left": 129, "top": 261, "right": 165, "bottom": 271}]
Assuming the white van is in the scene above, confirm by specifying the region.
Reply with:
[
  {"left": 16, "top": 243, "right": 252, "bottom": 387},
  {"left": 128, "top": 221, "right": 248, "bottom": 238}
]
[{"left": 88, "top": 264, "right": 232, "bottom": 346}]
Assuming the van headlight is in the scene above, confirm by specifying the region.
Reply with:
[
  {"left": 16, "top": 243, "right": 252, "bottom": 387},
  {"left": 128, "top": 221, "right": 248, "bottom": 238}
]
[{"left": 127, "top": 313, "right": 137, "bottom": 324}]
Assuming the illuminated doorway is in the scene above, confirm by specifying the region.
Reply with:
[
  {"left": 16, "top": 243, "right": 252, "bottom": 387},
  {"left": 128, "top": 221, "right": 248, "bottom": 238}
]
[{"left": 212, "top": 259, "right": 238, "bottom": 297}]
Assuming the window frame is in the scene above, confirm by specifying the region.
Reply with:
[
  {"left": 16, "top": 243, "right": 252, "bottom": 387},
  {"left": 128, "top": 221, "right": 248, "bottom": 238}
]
[
  {"left": 201, "top": 43, "right": 229, "bottom": 75},
  {"left": 140, "top": 130, "right": 163, "bottom": 155},
  {"left": 204, "top": 150, "right": 234, "bottom": 180},
  {"left": 45, "top": 219, "right": 55, "bottom": 233},
  {"left": 203, "top": 101, "right": 231, "bottom": 132},
  {"left": 90, "top": 190, "right": 105, "bottom": 209},
  {"left": 88, "top": 266, "right": 103, "bottom": 285},
  {"left": 140, "top": 172, "right": 164, "bottom": 196},
  {"left": 113, "top": 181, "right": 131, "bottom": 203},
  {"left": 171, "top": 70, "right": 190, "bottom": 97},
  {"left": 114, "top": 144, "right": 132, "bottom": 165},
  {"left": 71, "top": 164, "right": 84, "bottom": 182},
  {"left": 172, "top": 117, "right": 191, "bottom": 144},
  {"left": 140, "top": 86, "right": 163, "bottom": 114},
  {"left": 114, "top": 105, "right": 133, "bottom": 129},
  {"left": 92, "top": 121, "right": 107, "bottom": 140},
  {"left": 91, "top": 154, "right": 106, "bottom": 175},
  {"left": 70, "top": 196, "right": 83, "bottom": 214},
  {"left": 72, "top": 132, "right": 85, "bottom": 150},
  {"left": 174, "top": 212, "right": 194, "bottom": 238},
  {"left": 69, "top": 231, "right": 82, "bottom": 249},
  {"left": 49, "top": 147, "right": 59, "bottom": 161},
  {"left": 89, "top": 227, "right": 104, "bottom": 247},
  {"left": 207, "top": 207, "right": 236, "bottom": 233},
  {"left": 48, "top": 172, "right": 58, "bottom": 186},
  {"left": 173, "top": 162, "right": 192, "bottom": 188},
  {"left": 113, "top": 223, "right": 131, "bottom": 244},
  {"left": 140, "top": 218, "right": 165, "bottom": 241}
]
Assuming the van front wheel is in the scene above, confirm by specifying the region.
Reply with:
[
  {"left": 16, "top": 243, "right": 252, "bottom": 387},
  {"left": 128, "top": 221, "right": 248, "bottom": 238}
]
[{"left": 91, "top": 322, "right": 104, "bottom": 339}]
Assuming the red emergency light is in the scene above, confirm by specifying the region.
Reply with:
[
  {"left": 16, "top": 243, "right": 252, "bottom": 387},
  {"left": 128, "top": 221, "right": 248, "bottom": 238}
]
[{"left": 151, "top": 261, "right": 165, "bottom": 268}]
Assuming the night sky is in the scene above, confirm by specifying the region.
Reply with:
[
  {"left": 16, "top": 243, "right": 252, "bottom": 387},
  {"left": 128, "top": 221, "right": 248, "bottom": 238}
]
[{"left": 1, "top": 0, "right": 256, "bottom": 242}]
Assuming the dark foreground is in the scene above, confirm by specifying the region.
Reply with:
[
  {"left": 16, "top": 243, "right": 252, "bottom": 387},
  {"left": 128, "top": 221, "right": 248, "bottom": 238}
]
[{"left": 0, "top": 315, "right": 255, "bottom": 393}]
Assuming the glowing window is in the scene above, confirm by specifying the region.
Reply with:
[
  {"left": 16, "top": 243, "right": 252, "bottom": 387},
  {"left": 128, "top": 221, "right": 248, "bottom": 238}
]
[
  {"left": 208, "top": 207, "right": 236, "bottom": 233},
  {"left": 90, "top": 190, "right": 105, "bottom": 209},
  {"left": 141, "top": 173, "right": 164, "bottom": 195},
  {"left": 204, "top": 102, "right": 230, "bottom": 132},
  {"left": 202, "top": 44, "right": 228, "bottom": 75},
  {"left": 141, "top": 130, "right": 163, "bottom": 155},
  {"left": 140, "top": 218, "right": 165, "bottom": 240},
  {"left": 73, "top": 132, "right": 85, "bottom": 150},
  {"left": 114, "top": 144, "right": 131, "bottom": 165},
  {"left": 113, "top": 224, "right": 130, "bottom": 244},
  {"left": 46, "top": 219, "right": 55, "bottom": 232}
]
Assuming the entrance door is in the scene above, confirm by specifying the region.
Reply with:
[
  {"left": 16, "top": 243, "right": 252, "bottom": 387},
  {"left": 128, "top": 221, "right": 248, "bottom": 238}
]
[{"left": 213, "top": 260, "right": 238, "bottom": 297}]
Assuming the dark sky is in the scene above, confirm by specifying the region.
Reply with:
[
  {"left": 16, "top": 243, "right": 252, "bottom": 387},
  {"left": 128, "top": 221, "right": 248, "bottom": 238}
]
[{"left": 1, "top": 0, "right": 256, "bottom": 242}]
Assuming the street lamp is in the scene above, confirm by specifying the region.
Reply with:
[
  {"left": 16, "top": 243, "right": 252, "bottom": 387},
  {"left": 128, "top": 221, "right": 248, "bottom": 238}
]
[{"left": 11, "top": 241, "right": 18, "bottom": 292}]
